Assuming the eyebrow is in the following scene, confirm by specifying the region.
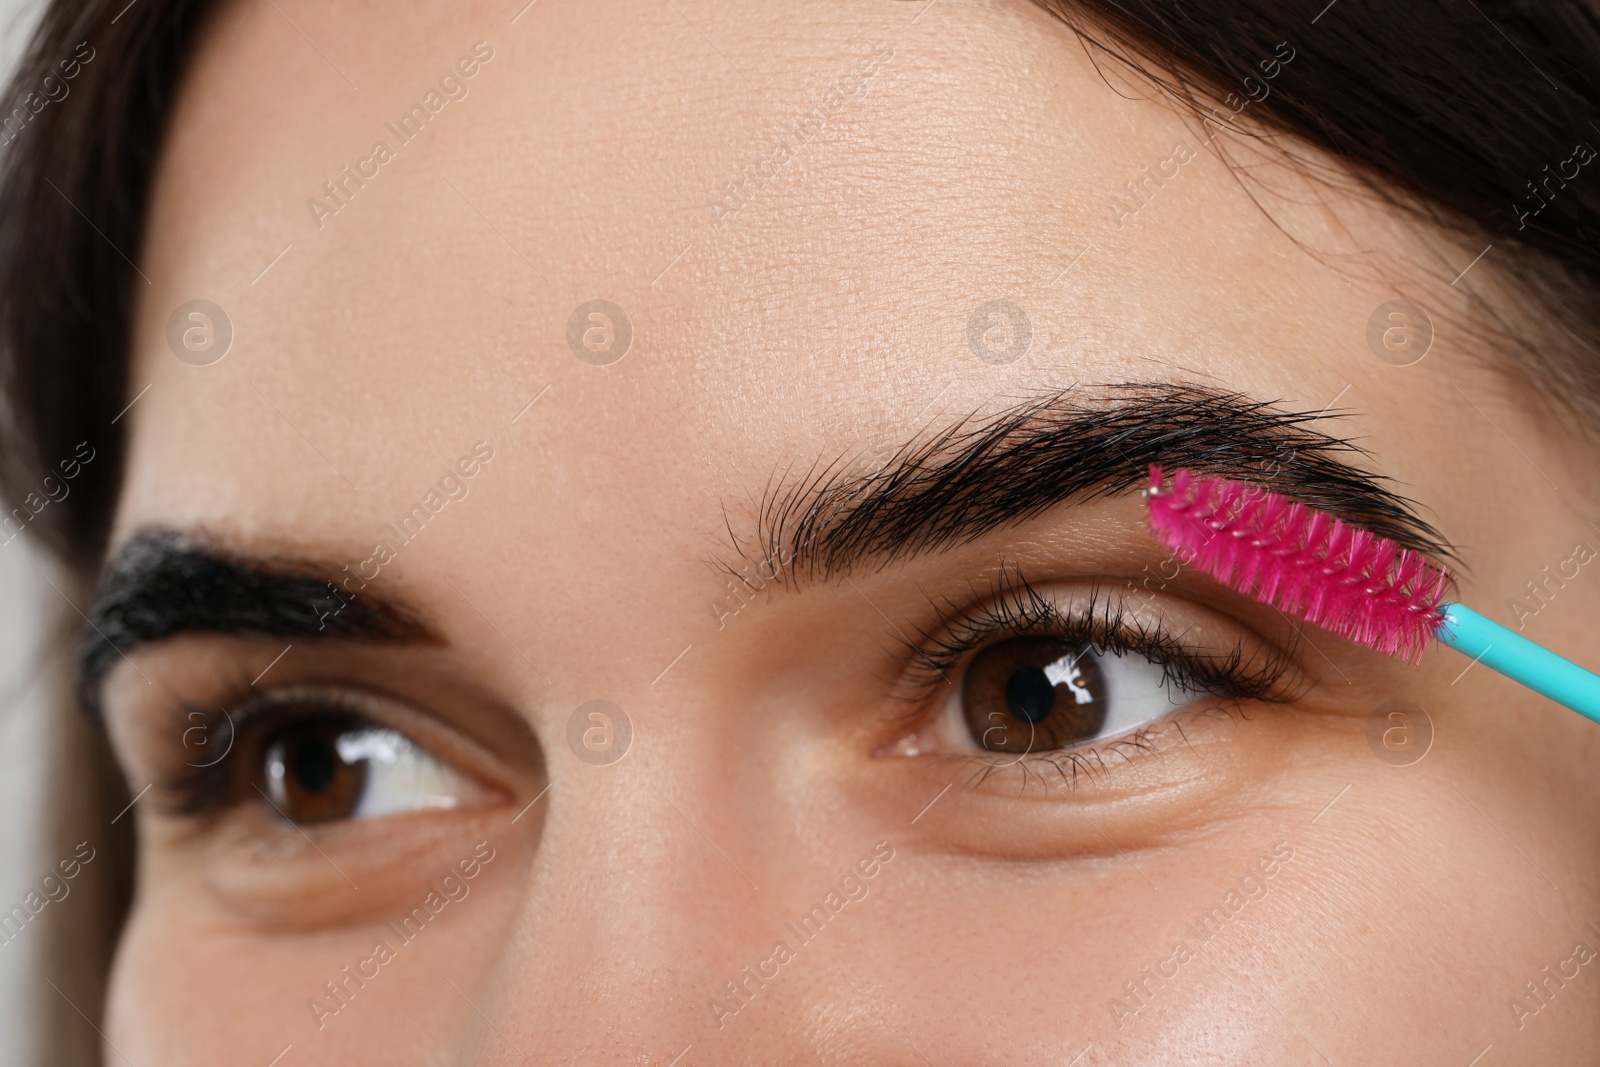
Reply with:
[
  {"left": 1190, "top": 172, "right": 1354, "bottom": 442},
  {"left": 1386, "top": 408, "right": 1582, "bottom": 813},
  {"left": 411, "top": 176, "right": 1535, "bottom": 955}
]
[
  {"left": 80, "top": 385, "right": 1450, "bottom": 697},
  {"left": 747, "top": 382, "right": 1456, "bottom": 586},
  {"left": 78, "top": 530, "right": 438, "bottom": 709}
]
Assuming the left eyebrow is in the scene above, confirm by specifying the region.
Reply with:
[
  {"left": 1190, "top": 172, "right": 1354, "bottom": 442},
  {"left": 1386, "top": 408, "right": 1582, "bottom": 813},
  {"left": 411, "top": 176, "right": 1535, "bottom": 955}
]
[
  {"left": 78, "top": 529, "right": 439, "bottom": 710},
  {"left": 746, "top": 381, "right": 1456, "bottom": 587}
]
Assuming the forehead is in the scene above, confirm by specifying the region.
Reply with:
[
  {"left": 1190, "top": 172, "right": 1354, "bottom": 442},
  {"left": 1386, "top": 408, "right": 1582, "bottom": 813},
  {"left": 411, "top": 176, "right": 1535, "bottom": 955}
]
[{"left": 117, "top": 0, "right": 1398, "bottom": 552}]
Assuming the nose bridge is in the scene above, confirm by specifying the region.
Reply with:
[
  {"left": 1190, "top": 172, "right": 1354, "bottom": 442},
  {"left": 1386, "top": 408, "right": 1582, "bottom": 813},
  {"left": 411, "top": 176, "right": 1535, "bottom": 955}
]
[
  {"left": 478, "top": 762, "right": 772, "bottom": 1052},
  {"left": 572, "top": 766, "right": 764, "bottom": 943}
]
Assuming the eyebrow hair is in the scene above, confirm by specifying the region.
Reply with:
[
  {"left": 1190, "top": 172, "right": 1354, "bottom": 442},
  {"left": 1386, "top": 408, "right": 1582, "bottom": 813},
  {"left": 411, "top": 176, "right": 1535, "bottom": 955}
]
[
  {"left": 78, "top": 530, "right": 438, "bottom": 710},
  {"left": 748, "top": 382, "right": 1456, "bottom": 586}
]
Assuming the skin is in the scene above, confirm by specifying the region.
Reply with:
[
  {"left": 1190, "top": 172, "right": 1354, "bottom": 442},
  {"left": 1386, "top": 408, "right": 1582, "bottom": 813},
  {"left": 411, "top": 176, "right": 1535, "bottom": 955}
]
[{"left": 93, "top": 0, "right": 1599, "bottom": 1062}]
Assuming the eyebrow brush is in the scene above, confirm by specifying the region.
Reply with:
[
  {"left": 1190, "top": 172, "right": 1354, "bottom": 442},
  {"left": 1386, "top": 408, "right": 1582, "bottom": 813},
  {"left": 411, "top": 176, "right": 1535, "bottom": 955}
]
[{"left": 1143, "top": 466, "right": 1600, "bottom": 724}]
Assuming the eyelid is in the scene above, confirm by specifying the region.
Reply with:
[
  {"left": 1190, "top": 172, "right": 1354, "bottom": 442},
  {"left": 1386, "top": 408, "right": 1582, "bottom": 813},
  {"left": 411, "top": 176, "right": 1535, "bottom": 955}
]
[{"left": 942, "top": 697, "right": 1254, "bottom": 798}]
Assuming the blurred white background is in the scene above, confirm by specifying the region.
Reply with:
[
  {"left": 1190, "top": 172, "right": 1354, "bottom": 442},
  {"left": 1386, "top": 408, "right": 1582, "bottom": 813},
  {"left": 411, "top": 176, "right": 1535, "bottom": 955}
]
[{"left": 0, "top": 2, "right": 68, "bottom": 1063}]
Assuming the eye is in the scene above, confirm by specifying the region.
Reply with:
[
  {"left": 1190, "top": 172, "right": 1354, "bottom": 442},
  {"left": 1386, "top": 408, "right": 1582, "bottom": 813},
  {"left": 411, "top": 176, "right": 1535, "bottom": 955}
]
[
  {"left": 954, "top": 635, "right": 1189, "bottom": 754},
  {"left": 260, "top": 714, "right": 494, "bottom": 825},
  {"left": 883, "top": 570, "right": 1300, "bottom": 770}
]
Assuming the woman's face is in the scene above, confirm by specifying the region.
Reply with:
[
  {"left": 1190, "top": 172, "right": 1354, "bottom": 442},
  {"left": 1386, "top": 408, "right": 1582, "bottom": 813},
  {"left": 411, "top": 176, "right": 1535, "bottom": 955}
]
[{"left": 95, "top": 0, "right": 1600, "bottom": 1061}]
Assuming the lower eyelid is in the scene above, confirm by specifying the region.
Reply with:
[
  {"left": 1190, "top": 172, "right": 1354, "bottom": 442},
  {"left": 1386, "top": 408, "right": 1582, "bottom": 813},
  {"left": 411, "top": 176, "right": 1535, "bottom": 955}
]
[
  {"left": 945, "top": 696, "right": 1256, "bottom": 796},
  {"left": 872, "top": 700, "right": 1294, "bottom": 861}
]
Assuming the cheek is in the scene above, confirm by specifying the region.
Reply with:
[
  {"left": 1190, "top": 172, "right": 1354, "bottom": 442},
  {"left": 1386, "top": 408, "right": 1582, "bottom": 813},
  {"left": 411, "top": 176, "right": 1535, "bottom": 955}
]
[
  {"left": 106, "top": 900, "right": 312, "bottom": 1060},
  {"left": 105, "top": 827, "right": 533, "bottom": 1063}
]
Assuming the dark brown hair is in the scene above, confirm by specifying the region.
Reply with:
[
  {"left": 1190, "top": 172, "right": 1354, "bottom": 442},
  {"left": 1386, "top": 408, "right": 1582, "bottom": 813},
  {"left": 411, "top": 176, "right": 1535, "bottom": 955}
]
[{"left": 0, "top": 0, "right": 210, "bottom": 571}]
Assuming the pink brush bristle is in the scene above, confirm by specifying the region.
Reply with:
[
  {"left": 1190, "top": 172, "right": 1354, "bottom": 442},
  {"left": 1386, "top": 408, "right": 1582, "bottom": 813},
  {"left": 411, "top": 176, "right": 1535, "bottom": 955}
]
[{"left": 1144, "top": 465, "right": 1453, "bottom": 663}]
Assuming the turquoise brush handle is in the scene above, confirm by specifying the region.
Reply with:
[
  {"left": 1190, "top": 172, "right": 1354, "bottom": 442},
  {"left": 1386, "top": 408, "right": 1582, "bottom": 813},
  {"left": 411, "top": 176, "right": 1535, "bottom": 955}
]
[{"left": 1435, "top": 603, "right": 1600, "bottom": 724}]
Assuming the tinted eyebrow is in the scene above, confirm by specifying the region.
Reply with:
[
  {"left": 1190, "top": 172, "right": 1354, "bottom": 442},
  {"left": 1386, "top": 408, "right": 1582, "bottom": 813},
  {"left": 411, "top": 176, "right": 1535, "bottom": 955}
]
[
  {"left": 78, "top": 530, "right": 438, "bottom": 707},
  {"left": 749, "top": 382, "right": 1456, "bottom": 586}
]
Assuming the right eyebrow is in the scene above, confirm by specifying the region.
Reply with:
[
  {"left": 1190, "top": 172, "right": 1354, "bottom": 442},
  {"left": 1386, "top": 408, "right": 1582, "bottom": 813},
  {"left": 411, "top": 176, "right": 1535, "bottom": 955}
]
[
  {"left": 748, "top": 382, "right": 1457, "bottom": 587},
  {"left": 78, "top": 530, "right": 440, "bottom": 711}
]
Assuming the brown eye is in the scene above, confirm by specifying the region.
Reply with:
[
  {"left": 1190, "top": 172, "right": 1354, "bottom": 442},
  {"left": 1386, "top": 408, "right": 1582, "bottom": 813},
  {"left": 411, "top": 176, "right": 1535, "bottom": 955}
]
[
  {"left": 960, "top": 636, "right": 1108, "bottom": 754},
  {"left": 254, "top": 696, "right": 496, "bottom": 826},
  {"left": 263, "top": 719, "right": 369, "bottom": 823}
]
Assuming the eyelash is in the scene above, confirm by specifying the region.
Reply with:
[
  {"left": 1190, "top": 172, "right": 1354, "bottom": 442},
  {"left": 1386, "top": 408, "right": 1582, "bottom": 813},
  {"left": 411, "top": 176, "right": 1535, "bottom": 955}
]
[{"left": 892, "top": 567, "right": 1299, "bottom": 782}]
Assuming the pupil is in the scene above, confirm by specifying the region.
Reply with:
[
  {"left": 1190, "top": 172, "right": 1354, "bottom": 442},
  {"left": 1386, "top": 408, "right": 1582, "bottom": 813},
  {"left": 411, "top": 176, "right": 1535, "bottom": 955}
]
[
  {"left": 293, "top": 737, "right": 338, "bottom": 794},
  {"left": 1005, "top": 667, "right": 1057, "bottom": 724}
]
